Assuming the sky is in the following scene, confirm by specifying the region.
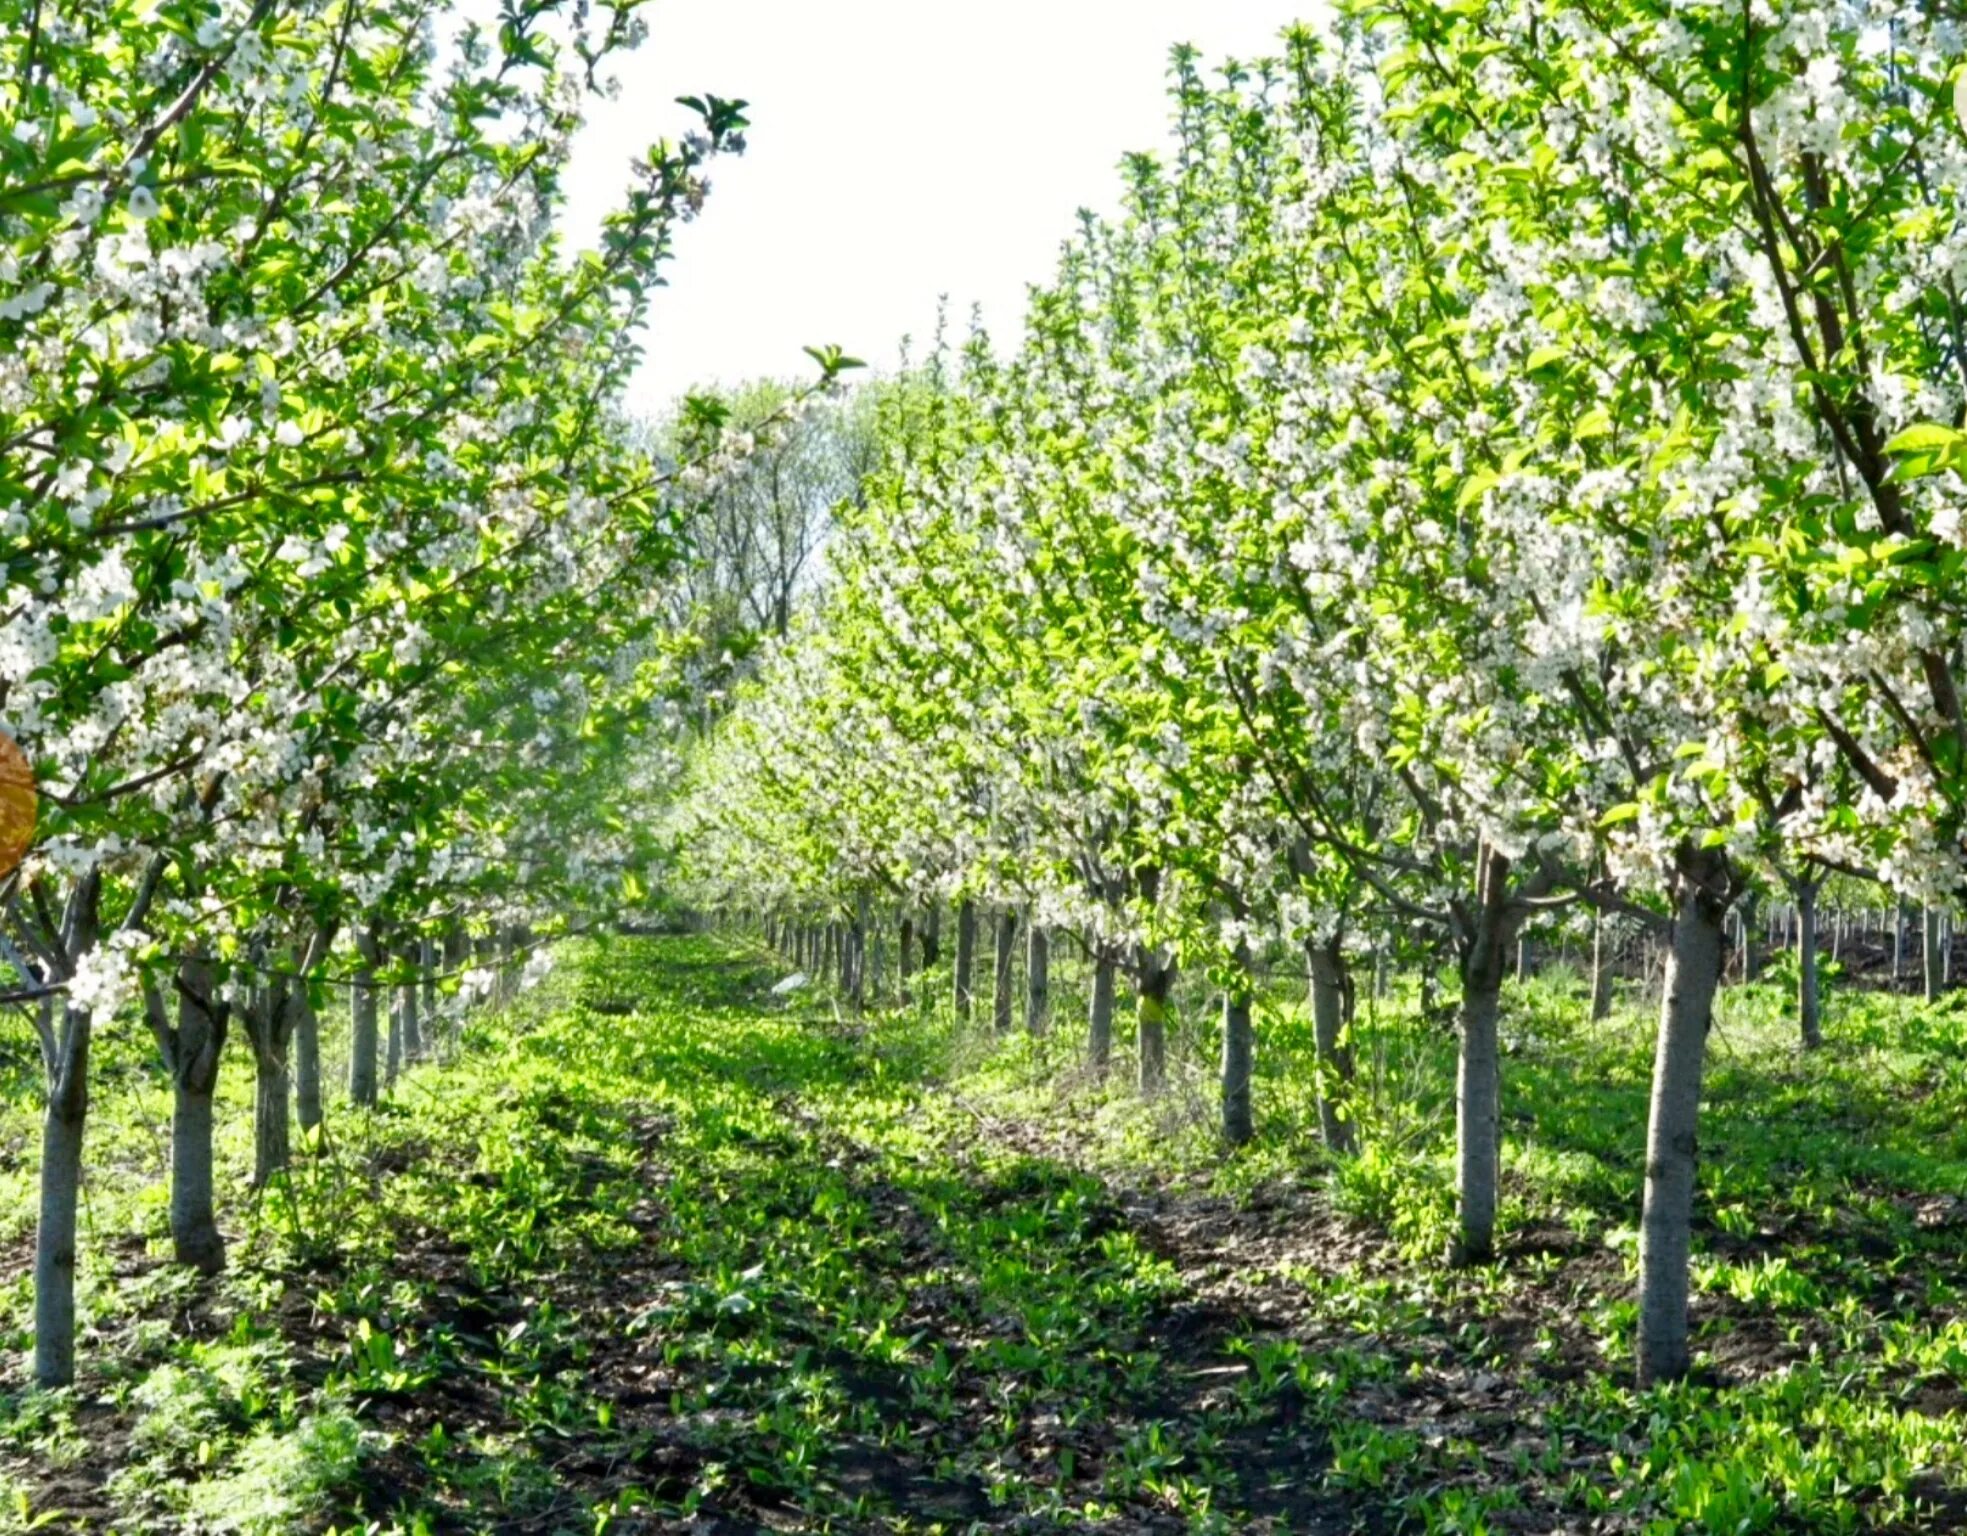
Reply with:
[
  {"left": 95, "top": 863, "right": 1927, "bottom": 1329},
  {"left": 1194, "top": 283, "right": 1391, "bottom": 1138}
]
[{"left": 560, "top": 1, "right": 1322, "bottom": 414}]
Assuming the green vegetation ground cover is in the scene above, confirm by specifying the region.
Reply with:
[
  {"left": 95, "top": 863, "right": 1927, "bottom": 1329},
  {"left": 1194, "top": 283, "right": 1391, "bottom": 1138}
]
[{"left": 3, "top": 935, "right": 1967, "bottom": 1534}]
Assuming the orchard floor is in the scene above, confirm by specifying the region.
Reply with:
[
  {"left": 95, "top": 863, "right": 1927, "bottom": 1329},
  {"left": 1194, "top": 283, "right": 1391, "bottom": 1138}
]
[{"left": 4, "top": 935, "right": 1967, "bottom": 1533}]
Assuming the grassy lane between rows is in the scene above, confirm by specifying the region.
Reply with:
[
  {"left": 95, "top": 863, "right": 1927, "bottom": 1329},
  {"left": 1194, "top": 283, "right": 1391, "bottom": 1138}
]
[
  {"left": 0, "top": 935, "right": 1341, "bottom": 1535},
  {"left": 3, "top": 934, "right": 1967, "bottom": 1533}
]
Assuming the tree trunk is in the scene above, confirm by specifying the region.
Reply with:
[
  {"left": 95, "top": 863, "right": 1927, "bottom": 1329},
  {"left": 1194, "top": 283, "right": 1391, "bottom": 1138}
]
[
  {"left": 1796, "top": 878, "right": 1821, "bottom": 1051},
  {"left": 398, "top": 957, "right": 422, "bottom": 1064},
  {"left": 954, "top": 901, "right": 977, "bottom": 1022},
  {"left": 1135, "top": 867, "right": 1170, "bottom": 1094},
  {"left": 385, "top": 979, "right": 403, "bottom": 1087},
  {"left": 1136, "top": 954, "right": 1173, "bottom": 1096},
  {"left": 35, "top": 1000, "right": 90, "bottom": 1387},
  {"left": 1590, "top": 909, "right": 1615, "bottom": 1021},
  {"left": 1090, "top": 947, "right": 1115, "bottom": 1073},
  {"left": 1456, "top": 951, "right": 1505, "bottom": 1266},
  {"left": 1025, "top": 923, "right": 1050, "bottom": 1033},
  {"left": 1306, "top": 939, "right": 1357, "bottom": 1155},
  {"left": 921, "top": 905, "right": 942, "bottom": 969},
  {"left": 440, "top": 926, "right": 466, "bottom": 1042},
  {"left": 1637, "top": 851, "right": 1731, "bottom": 1387},
  {"left": 293, "top": 989, "right": 323, "bottom": 1137},
  {"left": 899, "top": 913, "right": 916, "bottom": 1003},
  {"left": 1738, "top": 893, "right": 1759, "bottom": 983},
  {"left": 171, "top": 1070, "right": 222, "bottom": 1274},
  {"left": 350, "top": 929, "right": 381, "bottom": 1107},
  {"left": 848, "top": 894, "right": 868, "bottom": 1009},
  {"left": 992, "top": 909, "right": 1018, "bottom": 1032},
  {"left": 1454, "top": 847, "right": 1512, "bottom": 1267},
  {"left": 420, "top": 935, "right": 437, "bottom": 1030},
  {"left": 1221, "top": 940, "right": 1255, "bottom": 1146},
  {"left": 254, "top": 1051, "right": 290, "bottom": 1190},
  {"left": 34, "top": 878, "right": 101, "bottom": 1388},
  {"left": 1924, "top": 905, "right": 1944, "bottom": 1003},
  {"left": 251, "top": 986, "right": 293, "bottom": 1190},
  {"left": 169, "top": 959, "right": 227, "bottom": 1274}
]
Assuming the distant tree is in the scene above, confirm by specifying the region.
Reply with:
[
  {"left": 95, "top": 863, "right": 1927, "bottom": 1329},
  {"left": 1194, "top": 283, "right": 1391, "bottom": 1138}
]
[{"left": 655, "top": 380, "right": 881, "bottom": 650}]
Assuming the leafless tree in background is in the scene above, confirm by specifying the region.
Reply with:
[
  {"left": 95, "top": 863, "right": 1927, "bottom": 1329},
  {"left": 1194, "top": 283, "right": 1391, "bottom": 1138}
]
[{"left": 653, "top": 379, "right": 881, "bottom": 651}]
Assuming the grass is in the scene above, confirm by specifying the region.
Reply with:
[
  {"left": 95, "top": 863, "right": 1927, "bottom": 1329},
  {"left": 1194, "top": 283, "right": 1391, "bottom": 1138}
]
[
  {"left": 0, "top": 932, "right": 1962, "bottom": 1532},
  {"left": 933, "top": 946, "right": 1967, "bottom": 1533}
]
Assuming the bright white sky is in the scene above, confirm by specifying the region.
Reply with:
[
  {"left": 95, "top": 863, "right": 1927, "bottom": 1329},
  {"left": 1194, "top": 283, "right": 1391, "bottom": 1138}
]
[{"left": 560, "top": 1, "right": 1322, "bottom": 414}]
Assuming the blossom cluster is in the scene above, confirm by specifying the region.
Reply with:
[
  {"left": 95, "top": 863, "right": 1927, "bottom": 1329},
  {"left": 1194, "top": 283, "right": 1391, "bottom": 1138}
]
[
  {"left": 0, "top": 0, "right": 760, "bottom": 1020},
  {"left": 674, "top": 0, "right": 1967, "bottom": 984}
]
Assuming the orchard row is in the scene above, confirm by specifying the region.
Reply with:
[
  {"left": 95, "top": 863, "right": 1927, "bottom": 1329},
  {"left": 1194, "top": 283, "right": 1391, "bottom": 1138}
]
[
  {"left": 673, "top": 0, "right": 1967, "bottom": 1390},
  {"left": 0, "top": 0, "right": 816, "bottom": 1387}
]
